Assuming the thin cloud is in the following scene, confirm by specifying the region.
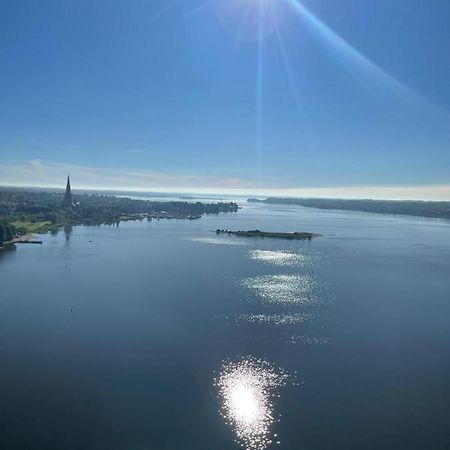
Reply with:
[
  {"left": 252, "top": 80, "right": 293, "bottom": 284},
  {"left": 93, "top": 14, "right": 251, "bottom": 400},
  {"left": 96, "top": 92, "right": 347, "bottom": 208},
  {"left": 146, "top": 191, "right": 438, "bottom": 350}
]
[
  {"left": 0, "top": 160, "right": 449, "bottom": 200},
  {"left": 0, "top": 160, "right": 253, "bottom": 191}
]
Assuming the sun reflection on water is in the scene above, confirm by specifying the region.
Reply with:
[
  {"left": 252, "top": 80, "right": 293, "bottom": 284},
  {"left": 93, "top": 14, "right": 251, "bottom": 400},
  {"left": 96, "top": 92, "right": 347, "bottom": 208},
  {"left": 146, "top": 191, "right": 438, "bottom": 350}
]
[
  {"left": 236, "top": 312, "right": 315, "bottom": 326},
  {"left": 248, "top": 250, "right": 315, "bottom": 267},
  {"left": 289, "top": 334, "right": 330, "bottom": 345},
  {"left": 187, "top": 236, "right": 245, "bottom": 246},
  {"left": 215, "top": 357, "right": 289, "bottom": 450},
  {"left": 242, "top": 274, "right": 318, "bottom": 305}
]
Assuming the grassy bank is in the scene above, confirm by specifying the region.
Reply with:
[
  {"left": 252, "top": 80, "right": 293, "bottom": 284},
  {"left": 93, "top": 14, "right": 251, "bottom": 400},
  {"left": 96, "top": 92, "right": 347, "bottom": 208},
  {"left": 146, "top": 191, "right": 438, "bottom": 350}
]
[{"left": 11, "top": 221, "right": 53, "bottom": 234}]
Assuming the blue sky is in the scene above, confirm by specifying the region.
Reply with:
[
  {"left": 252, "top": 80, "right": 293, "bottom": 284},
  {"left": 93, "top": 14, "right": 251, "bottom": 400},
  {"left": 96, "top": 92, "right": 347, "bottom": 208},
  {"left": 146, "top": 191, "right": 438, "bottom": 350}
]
[{"left": 1, "top": 0, "right": 449, "bottom": 198}]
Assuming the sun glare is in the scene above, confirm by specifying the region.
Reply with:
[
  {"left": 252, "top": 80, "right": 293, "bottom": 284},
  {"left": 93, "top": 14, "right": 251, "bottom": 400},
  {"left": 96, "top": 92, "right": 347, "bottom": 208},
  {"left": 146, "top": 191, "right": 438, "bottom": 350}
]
[
  {"left": 215, "top": 357, "right": 289, "bottom": 450},
  {"left": 213, "top": 0, "right": 285, "bottom": 42},
  {"left": 229, "top": 383, "right": 261, "bottom": 424}
]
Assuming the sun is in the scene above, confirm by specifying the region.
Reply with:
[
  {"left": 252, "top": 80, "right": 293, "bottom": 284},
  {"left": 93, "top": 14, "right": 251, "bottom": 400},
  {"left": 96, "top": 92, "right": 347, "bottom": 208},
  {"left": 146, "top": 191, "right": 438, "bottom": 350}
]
[{"left": 214, "top": 0, "right": 286, "bottom": 42}]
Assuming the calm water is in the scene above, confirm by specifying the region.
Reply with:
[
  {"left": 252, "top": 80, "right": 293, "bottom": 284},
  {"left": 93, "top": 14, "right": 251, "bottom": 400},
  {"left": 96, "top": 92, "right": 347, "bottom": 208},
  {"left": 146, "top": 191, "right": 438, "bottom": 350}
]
[{"left": 1, "top": 202, "right": 450, "bottom": 450}]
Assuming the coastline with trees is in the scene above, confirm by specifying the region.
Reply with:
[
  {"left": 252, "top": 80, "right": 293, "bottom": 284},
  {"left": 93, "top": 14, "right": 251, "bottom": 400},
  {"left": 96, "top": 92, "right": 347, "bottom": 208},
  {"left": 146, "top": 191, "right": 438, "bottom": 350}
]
[
  {"left": 0, "top": 187, "right": 239, "bottom": 247},
  {"left": 248, "top": 197, "right": 450, "bottom": 220}
]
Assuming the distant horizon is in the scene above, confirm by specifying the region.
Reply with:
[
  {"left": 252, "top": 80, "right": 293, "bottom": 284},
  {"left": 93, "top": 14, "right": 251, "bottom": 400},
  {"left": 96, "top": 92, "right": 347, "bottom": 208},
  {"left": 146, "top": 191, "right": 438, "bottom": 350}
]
[{"left": 2, "top": 181, "right": 450, "bottom": 202}]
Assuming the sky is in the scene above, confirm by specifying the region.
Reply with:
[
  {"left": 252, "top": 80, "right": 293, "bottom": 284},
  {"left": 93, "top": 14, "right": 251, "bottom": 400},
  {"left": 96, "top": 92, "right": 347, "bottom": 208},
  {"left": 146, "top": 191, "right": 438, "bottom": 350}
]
[{"left": 0, "top": 0, "right": 449, "bottom": 199}]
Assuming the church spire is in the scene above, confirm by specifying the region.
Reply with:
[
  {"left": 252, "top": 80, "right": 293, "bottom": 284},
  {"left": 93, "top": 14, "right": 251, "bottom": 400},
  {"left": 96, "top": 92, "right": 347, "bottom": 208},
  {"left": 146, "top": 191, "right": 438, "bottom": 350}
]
[{"left": 62, "top": 175, "right": 73, "bottom": 207}]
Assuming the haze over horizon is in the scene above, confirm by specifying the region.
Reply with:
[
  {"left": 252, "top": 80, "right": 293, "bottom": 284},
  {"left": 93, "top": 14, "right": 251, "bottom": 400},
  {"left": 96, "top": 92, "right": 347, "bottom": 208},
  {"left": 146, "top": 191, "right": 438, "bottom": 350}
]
[{"left": 1, "top": 0, "right": 449, "bottom": 199}]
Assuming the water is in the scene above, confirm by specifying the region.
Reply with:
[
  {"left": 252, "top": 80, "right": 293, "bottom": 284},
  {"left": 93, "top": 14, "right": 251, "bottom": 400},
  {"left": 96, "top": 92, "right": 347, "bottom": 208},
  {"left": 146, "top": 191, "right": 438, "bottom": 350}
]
[{"left": 1, "top": 201, "right": 450, "bottom": 450}]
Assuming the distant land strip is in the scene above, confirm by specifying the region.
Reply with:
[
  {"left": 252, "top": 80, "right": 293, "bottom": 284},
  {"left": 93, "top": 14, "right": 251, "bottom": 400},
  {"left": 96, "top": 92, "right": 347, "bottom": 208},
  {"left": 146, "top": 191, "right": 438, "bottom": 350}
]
[{"left": 247, "top": 197, "right": 450, "bottom": 220}]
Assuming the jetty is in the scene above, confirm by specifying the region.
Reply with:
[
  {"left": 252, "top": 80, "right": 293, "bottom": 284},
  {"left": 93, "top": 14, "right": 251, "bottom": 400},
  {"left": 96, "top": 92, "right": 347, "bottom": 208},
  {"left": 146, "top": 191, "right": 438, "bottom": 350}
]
[
  {"left": 215, "top": 229, "right": 321, "bottom": 240},
  {"left": 0, "top": 234, "right": 43, "bottom": 249}
]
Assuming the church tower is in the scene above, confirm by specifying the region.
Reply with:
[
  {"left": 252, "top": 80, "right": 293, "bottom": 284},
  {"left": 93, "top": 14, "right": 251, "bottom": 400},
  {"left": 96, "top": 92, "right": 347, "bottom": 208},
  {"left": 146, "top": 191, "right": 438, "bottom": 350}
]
[{"left": 62, "top": 175, "right": 73, "bottom": 207}]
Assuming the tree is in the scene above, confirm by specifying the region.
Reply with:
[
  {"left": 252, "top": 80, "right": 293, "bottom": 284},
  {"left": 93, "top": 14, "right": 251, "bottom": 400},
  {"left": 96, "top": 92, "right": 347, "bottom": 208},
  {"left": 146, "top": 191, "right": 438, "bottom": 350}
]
[{"left": 0, "top": 220, "right": 16, "bottom": 244}]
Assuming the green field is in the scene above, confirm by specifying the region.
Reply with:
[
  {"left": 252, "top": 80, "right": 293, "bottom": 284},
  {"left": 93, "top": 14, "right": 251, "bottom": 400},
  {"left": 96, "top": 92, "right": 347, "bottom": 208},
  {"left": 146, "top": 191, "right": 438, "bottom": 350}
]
[{"left": 11, "top": 221, "right": 51, "bottom": 233}]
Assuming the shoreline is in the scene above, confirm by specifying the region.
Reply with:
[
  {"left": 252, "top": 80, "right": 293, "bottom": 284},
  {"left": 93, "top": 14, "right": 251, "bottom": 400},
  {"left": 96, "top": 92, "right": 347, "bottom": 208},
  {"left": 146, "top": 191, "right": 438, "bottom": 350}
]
[
  {"left": 0, "top": 233, "right": 37, "bottom": 250},
  {"left": 13, "top": 233, "right": 36, "bottom": 243}
]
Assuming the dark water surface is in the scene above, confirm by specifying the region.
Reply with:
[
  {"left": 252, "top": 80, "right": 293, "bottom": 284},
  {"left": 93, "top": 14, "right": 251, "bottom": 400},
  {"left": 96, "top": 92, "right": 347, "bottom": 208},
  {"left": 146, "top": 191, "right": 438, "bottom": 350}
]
[{"left": 1, "top": 202, "right": 450, "bottom": 450}]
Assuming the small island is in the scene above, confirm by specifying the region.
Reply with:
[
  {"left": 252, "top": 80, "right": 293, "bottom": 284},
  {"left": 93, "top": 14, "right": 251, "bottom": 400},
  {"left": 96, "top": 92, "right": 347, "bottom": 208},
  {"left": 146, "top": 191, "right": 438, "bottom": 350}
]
[{"left": 215, "top": 229, "right": 321, "bottom": 240}]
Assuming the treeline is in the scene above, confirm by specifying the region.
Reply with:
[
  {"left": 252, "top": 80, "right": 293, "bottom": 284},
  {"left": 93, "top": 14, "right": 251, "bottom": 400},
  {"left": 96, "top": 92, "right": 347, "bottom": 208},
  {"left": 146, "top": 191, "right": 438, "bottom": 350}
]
[
  {"left": 0, "top": 189, "right": 239, "bottom": 231},
  {"left": 0, "top": 220, "right": 16, "bottom": 244},
  {"left": 247, "top": 197, "right": 450, "bottom": 219}
]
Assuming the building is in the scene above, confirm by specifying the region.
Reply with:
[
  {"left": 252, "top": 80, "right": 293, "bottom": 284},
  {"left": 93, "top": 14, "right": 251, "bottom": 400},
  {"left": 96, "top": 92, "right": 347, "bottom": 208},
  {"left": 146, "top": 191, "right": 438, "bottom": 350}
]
[{"left": 62, "top": 175, "right": 73, "bottom": 207}]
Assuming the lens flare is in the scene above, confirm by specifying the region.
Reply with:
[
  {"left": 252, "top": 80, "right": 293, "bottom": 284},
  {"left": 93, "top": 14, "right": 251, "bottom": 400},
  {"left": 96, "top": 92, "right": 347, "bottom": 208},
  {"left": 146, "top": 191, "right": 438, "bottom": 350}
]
[{"left": 215, "top": 357, "right": 289, "bottom": 450}]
